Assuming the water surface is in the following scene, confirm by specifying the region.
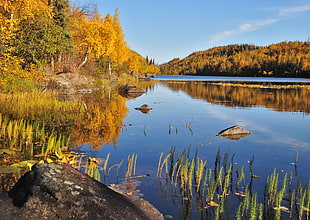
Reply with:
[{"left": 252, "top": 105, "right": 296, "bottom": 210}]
[{"left": 80, "top": 76, "right": 310, "bottom": 219}]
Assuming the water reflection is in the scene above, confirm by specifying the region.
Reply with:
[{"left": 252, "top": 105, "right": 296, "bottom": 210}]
[
  {"left": 71, "top": 92, "right": 128, "bottom": 150},
  {"left": 77, "top": 79, "right": 309, "bottom": 219},
  {"left": 164, "top": 81, "right": 310, "bottom": 114}
]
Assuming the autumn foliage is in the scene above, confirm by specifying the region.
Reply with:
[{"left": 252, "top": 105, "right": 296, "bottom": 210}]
[
  {"left": 0, "top": 0, "right": 158, "bottom": 88},
  {"left": 160, "top": 42, "right": 310, "bottom": 78}
]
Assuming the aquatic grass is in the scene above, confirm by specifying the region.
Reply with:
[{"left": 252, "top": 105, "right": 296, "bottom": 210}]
[
  {"left": 195, "top": 158, "right": 206, "bottom": 192},
  {"left": 156, "top": 152, "right": 172, "bottom": 178},
  {"left": 267, "top": 168, "right": 279, "bottom": 207},
  {"left": 153, "top": 147, "right": 310, "bottom": 219},
  {"left": 85, "top": 157, "right": 101, "bottom": 181},
  {"left": 103, "top": 153, "right": 110, "bottom": 177},
  {"left": 126, "top": 153, "right": 138, "bottom": 179},
  {"left": 0, "top": 92, "right": 85, "bottom": 125},
  {"left": 274, "top": 173, "right": 287, "bottom": 219}
]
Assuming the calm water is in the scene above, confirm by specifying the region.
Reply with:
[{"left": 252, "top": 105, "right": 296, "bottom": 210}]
[
  {"left": 80, "top": 76, "right": 310, "bottom": 219},
  {"left": 154, "top": 75, "right": 310, "bottom": 83}
]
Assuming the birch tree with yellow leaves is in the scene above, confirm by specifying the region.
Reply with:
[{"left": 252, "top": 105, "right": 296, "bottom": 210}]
[{"left": 69, "top": 7, "right": 117, "bottom": 71}]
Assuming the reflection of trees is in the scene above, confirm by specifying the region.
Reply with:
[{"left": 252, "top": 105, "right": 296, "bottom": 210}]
[
  {"left": 165, "top": 81, "right": 310, "bottom": 113},
  {"left": 71, "top": 93, "right": 128, "bottom": 150}
]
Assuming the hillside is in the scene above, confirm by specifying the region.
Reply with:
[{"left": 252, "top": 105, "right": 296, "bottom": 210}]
[{"left": 160, "top": 41, "right": 310, "bottom": 78}]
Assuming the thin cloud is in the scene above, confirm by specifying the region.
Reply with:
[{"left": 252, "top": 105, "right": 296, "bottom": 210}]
[
  {"left": 208, "top": 18, "right": 279, "bottom": 44},
  {"left": 208, "top": 4, "right": 310, "bottom": 45},
  {"left": 277, "top": 5, "right": 310, "bottom": 16}
]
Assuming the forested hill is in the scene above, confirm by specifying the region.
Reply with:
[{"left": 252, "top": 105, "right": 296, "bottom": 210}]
[{"left": 160, "top": 41, "right": 310, "bottom": 77}]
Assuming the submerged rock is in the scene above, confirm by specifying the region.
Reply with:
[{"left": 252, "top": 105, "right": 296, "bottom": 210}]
[
  {"left": 118, "top": 84, "right": 145, "bottom": 99},
  {"left": 0, "top": 162, "right": 163, "bottom": 220},
  {"left": 135, "top": 104, "right": 152, "bottom": 114},
  {"left": 216, "top": 125, "right": 251, "bottom": 140}
]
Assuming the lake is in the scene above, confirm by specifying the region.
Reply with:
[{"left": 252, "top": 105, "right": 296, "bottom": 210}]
[{"left": 80, "top": 75, "right": 310, "bottom": 219}]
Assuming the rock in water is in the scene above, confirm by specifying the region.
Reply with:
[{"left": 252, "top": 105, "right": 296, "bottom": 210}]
[
  {"left": 135, "top": 104, "right": 152, "bottom": 114},
  {"left": 118, "top": 84, "right": 145, "bottom": 98},
  {"left": 216, "top": 125, "right": 251, "bottom": 140},
  {"left": 1, "top": 162, "right": 163, "bottom": 220}
]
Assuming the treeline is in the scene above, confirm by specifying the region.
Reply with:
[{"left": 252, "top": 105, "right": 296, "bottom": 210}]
[
  {"left": 0, "top": 0, "right": 159, "bottom": 86},
  {"left": 160, "top": 41, "right": 310, "bottom": 77},
  {"left": 165, "top": 81, "right": 310, "bottom": 114}
]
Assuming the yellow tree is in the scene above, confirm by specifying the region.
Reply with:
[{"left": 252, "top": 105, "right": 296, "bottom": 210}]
[
  {"left": 0, "top": 0, "right": 52, "bottom": 82},
  {"left": 110, "top": 9, "right": 129, "bottom": 72},
  {"left": 69, "top": 8, "right": 116, "bottom": 70}
]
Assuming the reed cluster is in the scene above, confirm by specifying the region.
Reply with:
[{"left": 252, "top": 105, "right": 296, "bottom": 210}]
[
  {"left": 156, "top": 147, "right": 310, "bottom": 219},
  {"left": 0, "top": 113, "right": 70, "bottom": 158},
  {"left": 0, "top": 92, "right": 84, "bottom": 126}
]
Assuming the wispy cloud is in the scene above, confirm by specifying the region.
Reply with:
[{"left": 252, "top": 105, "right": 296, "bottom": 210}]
[
  {"left": 277, "top": 5, "right": 310, "bottom": 16},
  {"left": 208, "top": 4, "right": 310, "bottom": 44},
  {"left": 208, "top": 18, "right": 279, "bottom": 44}
]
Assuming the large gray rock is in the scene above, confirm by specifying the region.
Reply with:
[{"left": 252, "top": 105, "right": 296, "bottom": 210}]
[
  {"left": 46, "top": 73, "right": 93, "bottom": 95},
  {"left": 0, "top": 162, "right": 163, "bottom": 220},
  {"left": 216, "top": 125, "right": 251, "bottom": 140}
]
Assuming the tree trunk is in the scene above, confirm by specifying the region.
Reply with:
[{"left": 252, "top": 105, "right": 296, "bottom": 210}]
[
  {"left": 51, "top": 56, "right": 55, "bottom": 73},
  {"left": 77, "top": 50, "right": 89, "bottom": 70}
]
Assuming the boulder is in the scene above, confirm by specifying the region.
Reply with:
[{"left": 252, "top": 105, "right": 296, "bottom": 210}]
[
  {"left": 46, "top": 73, "right": 93, "bottom": 95},
  {"left": 118, "top": 84, "right": 145, "bottom": 99},
  {"left": 135, "top": 104, "right": 153, "bottom": 114},
  {"left": 216, "top": 125, "right": 251, "bottom": 140},
  {"left": 0, "top": 162, "right": 163, "bottom": 220}
]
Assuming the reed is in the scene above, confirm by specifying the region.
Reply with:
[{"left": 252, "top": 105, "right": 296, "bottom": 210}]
[
  {"left": 221, "top": 163, "right": 232, "bottom": 199},
  {"left": 274, "top": 173, "right": 287, "bottom": 219},
  {"left": 236, "top": 166, "right": 245, "bottom": 192},
  {"left": 206, "top": 167, "right": 223, "bottom": 203},
  {"left": 267, "top": 168, "right": 279, "bottom": 206},
  {"left": 258, "top": 203, "right": 264, "bottom": 220},
  {"left": 126, "top": 153, "right": 138, "bottom": 179},
  {"left": 152, "top": 147, "right": 309, "bottom": 219},
  {"left": 249, "top": 192, "right": 258, "bottom": 220},
  {"left": 85, "top": 157, "right": 101, "bottom": 181},
  {"left": 156, "top": 152, "right": 171, "bottom": 178},
  {"left": 103, "top": 153, "right": 110, "bottom": 177},
  {"left": 0, "top": 92, "right": 84, "bottom": 126},
  {"left": 249, "top": 155, "right": 255, "bottom": 177},
  {"left": 168, "top": 123, "right": 173, "bottom": 134},
  {"left": 195, "top": 158, "right": 206, "bottom": 192}
]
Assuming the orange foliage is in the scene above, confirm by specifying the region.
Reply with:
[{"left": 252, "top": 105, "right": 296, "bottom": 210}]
[
  {"left": 166, "top": 81, "right": 310, "bottom": 114},
  {"left": 71, "top": 94, "right": 128, "bottom": 150},
  {"left": 161, "top": 42, "right": 310, "bottom": 78}
]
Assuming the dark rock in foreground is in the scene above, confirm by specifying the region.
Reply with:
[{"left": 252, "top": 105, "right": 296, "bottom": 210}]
[
  {"left": 216, "top": 125, "right": 251, "bottom": 140},
  {"left": 0, "top": 162, "right": 163, "bottom": 220},
  {"left": 118, "top": 84, "right": 145, "bottom": 98},
  {"left": 135, "top": 104, "right": 152, "bottom": 114}
]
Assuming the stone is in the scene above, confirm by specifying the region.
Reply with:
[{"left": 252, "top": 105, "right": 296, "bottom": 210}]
[
  {"left": 216, "top": 125, "right": 251, "bottom": 140},
  {"left": 118, "top": 84, "right": 145, "bottom": 99},
  {"left": 46, "top": 73, "right": 93, "bottom": 95},
  {"left": 135, "top": 104, "right": 153, "bottom": 114},
  {"left": 0, "top": 162, "right": 163, "bottom": 220}
]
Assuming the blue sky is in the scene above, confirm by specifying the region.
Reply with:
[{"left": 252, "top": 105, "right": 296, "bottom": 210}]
[{"left": 72, "top": 0, "right": 310, "bottom": 64}]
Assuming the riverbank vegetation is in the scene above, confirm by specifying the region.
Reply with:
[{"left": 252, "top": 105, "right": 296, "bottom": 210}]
[
  {"left": 0, "top": 0, "right": 159, "bottom": 92},
  {"left": 160, "top": 42, "right": 310, "bottom": 77}
]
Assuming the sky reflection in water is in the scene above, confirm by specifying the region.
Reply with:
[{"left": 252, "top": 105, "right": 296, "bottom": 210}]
[{"left": 80, "top": 79, "right": 310, "bottom": 219}]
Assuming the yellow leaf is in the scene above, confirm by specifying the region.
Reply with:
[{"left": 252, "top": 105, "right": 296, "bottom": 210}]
[
  {"left": 46, "top": 158, "right": 53, "bottom": 163},
  {"left": 208, "top": 201, "right": 219, "bottom": 207}
]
